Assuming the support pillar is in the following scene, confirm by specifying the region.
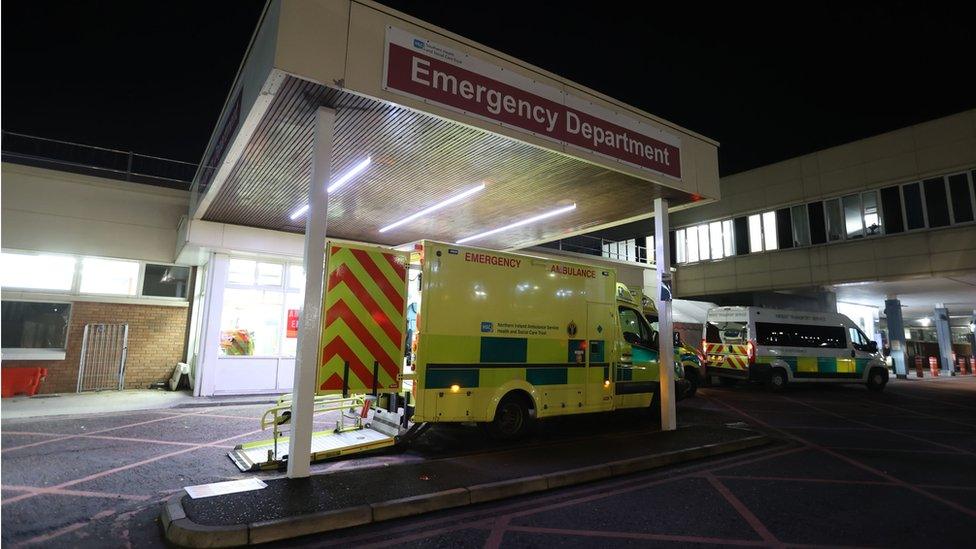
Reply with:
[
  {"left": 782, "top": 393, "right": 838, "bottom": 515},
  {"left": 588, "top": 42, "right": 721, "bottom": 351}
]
[
  {"left": 934, "top": 303, "right": 954, "bottom": 376},
  {"left": 654, "top": 198, "right": 676, "bottom": 431},
  {"left": 884, "top": 296, "right": 907, "bottom": 379},
  {"left": 287, "top": 107, "right": 336, "bottom": 479}
]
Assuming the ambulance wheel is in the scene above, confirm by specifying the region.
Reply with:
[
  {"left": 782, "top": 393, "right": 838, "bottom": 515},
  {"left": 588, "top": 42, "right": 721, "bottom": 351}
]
[
  {"left": 768, "top": 369, "right": 788, "bottom": 392},
  {"left": 488, "top": 393, "right": 533, "bottom": 440},
  {"left": 683, "top": 368, "right": 700, "bottom": 398},
  {"left": 866, "top": 368, "right": 888, "bottom": 392}
]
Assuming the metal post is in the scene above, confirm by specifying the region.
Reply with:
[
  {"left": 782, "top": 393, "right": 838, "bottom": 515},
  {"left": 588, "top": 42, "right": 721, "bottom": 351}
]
[
  {"left": 287, "top": 107, "right": 336, "bottom": 479},
  {"left": 934, "top": 303, "right": 954, "bottom": 376},
  {"left": 654, "top": 198, "right": 676, "bottom": 431},
  {"left": 884, "top": 296, "right": 908, "bottom": 379}
]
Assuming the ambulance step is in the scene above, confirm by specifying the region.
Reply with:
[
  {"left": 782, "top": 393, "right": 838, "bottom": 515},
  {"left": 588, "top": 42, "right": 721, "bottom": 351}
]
[{"left": 228, "top": 427, "right": 396, "bottom": 472}]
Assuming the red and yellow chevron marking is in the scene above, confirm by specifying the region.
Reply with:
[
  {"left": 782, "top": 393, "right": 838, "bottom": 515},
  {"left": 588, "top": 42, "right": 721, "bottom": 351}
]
[
  {"left": 705, "top": 343, "right": 750, "bottom": 370},
  {"left": 317, "top": 243, "right": 409, "bottom": 395}
]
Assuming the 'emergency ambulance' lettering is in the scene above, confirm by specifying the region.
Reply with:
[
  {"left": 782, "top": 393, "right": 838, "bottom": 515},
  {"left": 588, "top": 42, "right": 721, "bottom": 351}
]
[
  {"left": 550, "top": 265, "right": 596, "bottom": 278},
  {"left": 465, "top": 252, "right": 520, "bottom": 268}
]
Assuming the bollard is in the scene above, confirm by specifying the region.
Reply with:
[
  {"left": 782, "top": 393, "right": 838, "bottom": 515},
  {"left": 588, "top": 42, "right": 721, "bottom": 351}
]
[
  {"left": 929, "top": 356, "right": 939, "bottom": 376},
  {"left": 914, "top": 355, "right": 924, "bottom": 378}
]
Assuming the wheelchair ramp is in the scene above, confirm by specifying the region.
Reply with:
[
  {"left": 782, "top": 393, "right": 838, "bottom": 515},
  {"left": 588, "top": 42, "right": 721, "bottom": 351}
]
[{"left": 229, "top": 427, "right": 396, "bottom": 472}]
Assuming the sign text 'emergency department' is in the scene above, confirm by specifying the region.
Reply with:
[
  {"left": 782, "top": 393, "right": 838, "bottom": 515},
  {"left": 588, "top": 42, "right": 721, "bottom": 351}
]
[{"left": 383, "top": 27, "right": 682, "bottom": 179}]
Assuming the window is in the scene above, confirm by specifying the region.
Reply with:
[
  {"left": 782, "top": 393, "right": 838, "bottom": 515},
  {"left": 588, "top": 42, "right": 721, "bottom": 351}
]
[
  {"left": 696, "top": 225, "right": 710, "bottom": 261},
  {"left": 748, "top": 214, "right": 763, "bottom": 252},
  {"left": 228, "top": 259, "right": 256, "bottom": 285},
  {"left": 79, "top": 257, "right": 139, "bottom": 295},
  {"left": 1, "top": 252, "right": 75, "bottom": 291},
  {"left": 220, "top": 258, "right": 305, "bottom": 357},
  {"left": 848, "top": 327, "right": 872, "bottom": 352},
  {"left": 762, "top": 211, "right": 778, "bottom": 250},
  {"left": 825, "top": 198, "right": 844, "bottom": 241},
  {"left": 686, "top": 226, "right": 700, "bottom": 262},
  {"left": 733, "top": 217, "right": 749, "bottom": 256},
  {"left": 721, "top": 220, "right": 734, "bottom": 257},
  {"left": 775, "top": 208, "right": 793, "bottom": 249},
  {"left": 880, "top": 186, "right": 904, "bottom": 234},
  {"left": 618, "top": 306, "right": 657, "bottom": 348},
  {"left": 923, "top": 177, "right": 950, "bottom": 228},
  {"left": 644, "top": 235, "right": 655, "bottom": 264},
  {"left": 142, "top": 264, "right": 191, "bottom": 298},
  {"left": 754, "top": 322, "right": 846, "bottom": 349},
  {"left": 705, "top": 320, "right": 748, "bottom": 344},
  {"left": 842, "top": 194, "right": 864, "bottom": 238},
  {"left": 903, "top": 182, "right": 925, "bottom": 230},
  {"left": 708, "top": 222, "right": 723, "bottom": 259},
  {"left": 675, "top": 229, "right": 686, "bottom": 263},
  {"left": 791, "top": 205, "right": 810, "bottom": 247},
  {"left": 948, "top": 173, "right": 974, "bottom": 224},
  {"left": 808, "top": 202, "right": 827, "bottom": 244},
  {"left": 1, "top": 301, "right": 71, "bottom": 350},
  {"left": 862, "top": 191, "right": 882, "bottom": 236}
]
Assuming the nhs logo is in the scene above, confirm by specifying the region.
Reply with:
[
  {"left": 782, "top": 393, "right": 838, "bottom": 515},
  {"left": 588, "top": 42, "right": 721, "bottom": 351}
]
[
  {"left": 413, "top": 38, "right": 425, "bottom": 49},
  {"left": 480, "top": 322, "right": 493, "bottom": 333}
]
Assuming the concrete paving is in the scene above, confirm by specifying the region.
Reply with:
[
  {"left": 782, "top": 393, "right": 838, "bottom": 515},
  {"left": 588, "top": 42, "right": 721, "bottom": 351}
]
[
  {"left": 2, "top": 376, "right": 975, "bottom": 546},
  {"left": 0, "top": 389, "right": 280, "bottom": 419}
]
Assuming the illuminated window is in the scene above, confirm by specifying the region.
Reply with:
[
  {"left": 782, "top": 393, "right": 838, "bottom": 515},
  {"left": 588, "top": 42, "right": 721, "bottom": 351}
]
[
  {"left": 675, "top": 230, "right": 686, "bottom": 263},
  {"left": 748, "top": 214, "right": 763, "bottom": 253},
  {"left": 686, "top": 226, "right": 700, "bottom": 263},
  {"left": 79, "top": 257, "right": 140, "bottom": 295},
  {"left": 697, "top": 224, "right": 710, "bottom": 261},
  {"left": 1, "top": 252, "right": 75, "bottom": 291},
  {"left": 762, "top": 211, "right": 778, "bottom": 250}
]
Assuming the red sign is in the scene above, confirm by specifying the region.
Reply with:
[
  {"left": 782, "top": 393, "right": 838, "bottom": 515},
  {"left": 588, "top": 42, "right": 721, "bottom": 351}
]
[
  {"left": 384, "top": 28, "right": 681, "bottom": 179},
  {"left": 286, "top": 309, "right": 299, "bottom": 338}
]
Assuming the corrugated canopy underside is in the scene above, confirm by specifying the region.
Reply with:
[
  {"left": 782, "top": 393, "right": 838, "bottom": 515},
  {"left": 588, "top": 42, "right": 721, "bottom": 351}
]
[{"left": 202, "top": 76, "right": 694, "bottom": 249}]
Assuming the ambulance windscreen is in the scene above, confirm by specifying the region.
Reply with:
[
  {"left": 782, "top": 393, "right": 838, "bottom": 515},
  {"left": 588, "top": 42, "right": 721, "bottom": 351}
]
[{"left": 706, "top": 321, "right": 748, "bottom": 344}]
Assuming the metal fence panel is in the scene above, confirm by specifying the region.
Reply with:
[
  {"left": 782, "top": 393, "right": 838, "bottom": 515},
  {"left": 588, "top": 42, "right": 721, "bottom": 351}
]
[{"left": 77, "top": 323, "right": 129, "bottom": 392}]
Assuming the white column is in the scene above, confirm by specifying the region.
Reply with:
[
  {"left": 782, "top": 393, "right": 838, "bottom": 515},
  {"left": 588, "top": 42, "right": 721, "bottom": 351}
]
[
  {"left": 287, "top": 107, "right": 336, "bottom": 479},
  {"left": 654, "top": 198, "right": 676, "bottom": 431}
]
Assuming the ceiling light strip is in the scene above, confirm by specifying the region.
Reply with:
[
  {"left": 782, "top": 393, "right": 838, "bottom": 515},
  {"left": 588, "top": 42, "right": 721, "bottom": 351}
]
[
  {"left": 379, "top": 183, "right": 486, "bottom": 233},
  {"left": 289, "top": 156, "right": 372, "bottom": 220},
  {"left": 456, "top": 203, "right": 577, "bottom": 245}
]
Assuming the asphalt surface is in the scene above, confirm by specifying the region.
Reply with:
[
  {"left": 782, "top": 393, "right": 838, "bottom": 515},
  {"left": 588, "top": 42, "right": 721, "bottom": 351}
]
[{"left": 3, "top": 375, "right": 976, "bottom": 547}]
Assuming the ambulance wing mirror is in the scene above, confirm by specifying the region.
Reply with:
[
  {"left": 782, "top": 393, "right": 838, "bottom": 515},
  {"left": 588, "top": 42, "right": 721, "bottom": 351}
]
[
  {"left": 623, "top": 332, "right": 642, "bottom": 346},
  {"left": 673, "top": 331, "right": 682, "bottom": 347},
  {"left": 866, "top": 341, "right": 878, "bottom": 354}
]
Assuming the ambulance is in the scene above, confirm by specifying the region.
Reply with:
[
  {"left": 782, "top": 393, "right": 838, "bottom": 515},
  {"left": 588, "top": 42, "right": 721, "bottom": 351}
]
[
  {"left": 231, "top": 241, "right": 686, "bottom": 470},
  {"left": 703, "top": 306, "right": 888, "bottom": 391},
  {"left": 630, "top": 288, "right": 704, "bottom": 397}
]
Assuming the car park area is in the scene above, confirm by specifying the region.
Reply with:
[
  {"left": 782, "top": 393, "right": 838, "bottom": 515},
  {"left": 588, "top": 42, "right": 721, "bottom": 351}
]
[{"left": 3, "top": 376, "right": 975, "bottom": 546}]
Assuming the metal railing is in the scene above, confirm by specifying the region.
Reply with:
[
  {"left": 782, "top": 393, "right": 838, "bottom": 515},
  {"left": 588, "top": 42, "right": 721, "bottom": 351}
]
[
  {"left": 543, "top": 233, "right": 652, "bottom": 265},
  {"left": 1, "top": 131, "right": 200, "bottom": 189}
]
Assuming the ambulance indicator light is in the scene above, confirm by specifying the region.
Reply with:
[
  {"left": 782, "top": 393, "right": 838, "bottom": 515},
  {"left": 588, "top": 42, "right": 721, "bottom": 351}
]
[{"left": 450, "top": 384, "right": 460, "bottom": 392}]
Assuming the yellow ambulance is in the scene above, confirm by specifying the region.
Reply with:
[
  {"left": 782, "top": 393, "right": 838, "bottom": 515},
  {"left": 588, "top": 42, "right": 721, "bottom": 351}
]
[
  {"left": 630, "top": 288, "right": 705, "bottom": 397},
  {"left": 231, "top": 241, "right": 686, "bottom": 469}
]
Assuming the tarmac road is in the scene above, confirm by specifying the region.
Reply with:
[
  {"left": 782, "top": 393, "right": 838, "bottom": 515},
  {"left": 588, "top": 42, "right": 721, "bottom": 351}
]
[{"left": 3, "top": 375, "right": 975, "bottom": 547}]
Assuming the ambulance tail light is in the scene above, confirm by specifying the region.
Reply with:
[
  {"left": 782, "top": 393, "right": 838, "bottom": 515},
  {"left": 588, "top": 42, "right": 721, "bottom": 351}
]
[{"left": 747, "top": 340, "right": 757, "bottom": 365}]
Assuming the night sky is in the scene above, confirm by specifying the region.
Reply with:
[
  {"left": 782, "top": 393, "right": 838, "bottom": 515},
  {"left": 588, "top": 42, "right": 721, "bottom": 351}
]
[{"left": 3, "top": 1, "right": 974, "bottom": 176}]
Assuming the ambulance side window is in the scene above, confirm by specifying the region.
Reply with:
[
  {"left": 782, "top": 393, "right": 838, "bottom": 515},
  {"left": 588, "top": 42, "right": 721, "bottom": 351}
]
[
  {"left": 619, "top": 307, "right": 656, "bottom": 348},
  {"left": 849, "top": 327, "right": 871, "bottom": 352}
]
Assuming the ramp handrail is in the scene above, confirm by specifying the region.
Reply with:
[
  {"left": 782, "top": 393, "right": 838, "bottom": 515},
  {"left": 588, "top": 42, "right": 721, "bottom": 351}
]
[{"left": 261, "top": 394, "right": 368, "bottom": 441}]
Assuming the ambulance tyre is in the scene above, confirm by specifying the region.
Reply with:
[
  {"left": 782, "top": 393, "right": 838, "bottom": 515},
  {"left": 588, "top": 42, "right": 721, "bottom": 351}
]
[
  {"left": 683, "top": 367, "right": 699, "bottom": 398},
  {"left": 866, "top": 367, "right": 888, "bottom": 392},
  {"left": 768, "top": 369, "right": 788, "bottom": 392},
  {"left": 487, "top": 392, "right": 533, "bottom": 440}
]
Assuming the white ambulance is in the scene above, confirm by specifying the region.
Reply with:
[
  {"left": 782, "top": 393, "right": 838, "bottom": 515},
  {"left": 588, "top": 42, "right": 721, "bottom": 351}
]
[{"left": 703, "top": 307, "right": 888, "bottom": 391}]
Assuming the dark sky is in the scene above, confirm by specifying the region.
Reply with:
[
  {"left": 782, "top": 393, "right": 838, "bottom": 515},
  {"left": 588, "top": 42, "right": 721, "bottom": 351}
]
[{"left": 3, "top": 1, "right": 974, "bottom": 175}]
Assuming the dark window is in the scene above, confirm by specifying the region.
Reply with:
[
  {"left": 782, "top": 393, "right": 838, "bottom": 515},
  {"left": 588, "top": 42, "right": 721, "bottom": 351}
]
[
  {"left": 923, "top": 177, "right": 950, "bottom": 228},
  {"left": 668, "top": 230, "right": 676, "bottom": 266},
  {"left": 948, "top": 173, "right": 974, "bottom": 223},
  {"left": 705, "top": 320, "right": 748, "bottom": 343},
  {"left": 1, "top": 301, "right": 71, "bottom": 349},
  {"left": 142, "top": 265, "right": 191, "bottom": 298},
  {"left": 619, "top": 306, "right": 657, "bottom": 348},
  {"left": 880, "top": 185, "right": 905, "bottom": 234},
  {"left": 903, "top": 183, "right": 925, "bottom": 230},
  {"left": 755, "top": 322, "right": 846, "bottom": 349},
  {"left": 733, "top": 216, "right": 750, "bottom": 256},
  {"left": 775, "top": 208, "right": 794, "bottom": 249},
  {"left": 807, "top": 202, "right": 827, "bottom": 244}
]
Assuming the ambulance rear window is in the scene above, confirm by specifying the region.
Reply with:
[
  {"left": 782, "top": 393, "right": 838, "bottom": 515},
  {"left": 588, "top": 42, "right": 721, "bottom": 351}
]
[{"left": 706, "top": 321, "right": 747, "bottom": 344}]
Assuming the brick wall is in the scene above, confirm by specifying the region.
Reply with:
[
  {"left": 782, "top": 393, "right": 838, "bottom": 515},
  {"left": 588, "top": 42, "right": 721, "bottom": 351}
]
[{"left": 3, "top": 301, "right": 188, "bottom": 394}]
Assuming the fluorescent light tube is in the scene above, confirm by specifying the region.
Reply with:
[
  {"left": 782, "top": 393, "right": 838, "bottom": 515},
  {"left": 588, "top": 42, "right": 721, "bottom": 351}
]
[
  {"left": 379, "top": 183, "right": 486, "bottom": 233},
  {"left": 289, "top": 156, "right": 372, "bottom": 220},
  {"left": 456, "top": 203, "right": 576, "bottom": 244}
]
